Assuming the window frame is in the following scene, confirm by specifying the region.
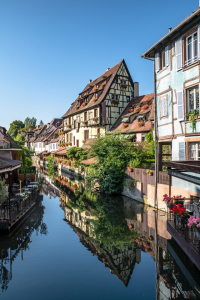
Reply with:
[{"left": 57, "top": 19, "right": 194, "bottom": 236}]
[
  {"left": 186, "top": 32, "right": 198, "bottom": 65},
  {"left": 190, "top": 142, "right": 200, "bottom": 160},
  {"left": 186, "top": 85, "right": 199, "bottom": 112}
]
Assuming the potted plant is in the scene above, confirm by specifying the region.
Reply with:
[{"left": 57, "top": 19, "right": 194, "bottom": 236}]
[
  {"left": 82, "top": 120, "right": 88, "bottom": 125},
  {"left": 101, "top": 83, "right": 106, "bottom": 89},
  {"left": 82, "top": 102, "right": 88, "bottom": 107},
  {"left": 93, "top": 98, "right": 98, "bottom": 102},
  {"left": 186, "top": 109, "right": 199, "bottom": 132},
  {"left": 111, "top": 100, "right": 119, "bottom": 106},
  {"left": 134, "top": 106, "right": 141, "bottom": 113},
  {"left": 83, "top": 93, "right": 88, "bottom": 98},
  {"left": 128, "top": 108, "right": 134, "bottom": 113},
  {"left": 128, "top": 166, "right": 133, "bottom": 172},
  {"left": 146, "top": 169, "right": 153, "bottom": 176},
  {"left": 67, "top": 124, "right": 71, "bottom": 129},
  {"left": 69, "top": 142, "right": 72, "bottom": 146},
  {"left": 138, "top": 121, "right": 144, "bottom": 127},
  {"left": 77, "top": 96, "right": 81, "bottom": 100},
  {"left": 122, "top": 123, "right": 129, "bottom": 128},
  {"left": 187, "top": 216, "right": 200, "bottom": 231},
  {"left": 141, "top": 104, "right": 149, "bottom": 111},
  {"left": 93, "top": 87, "right": 98, "bottom": 92},
  {"left": 92, "top": 117, "right": 98, "bottom": 122},
  {"left": 82, "top": 140, "right": 87, "bottom": 144},
  {"left": 120, "top": 84, "right": 127, "bottom": 90},
  {"left": 75, "top": 105, "right": 80, "bottom": 110}
]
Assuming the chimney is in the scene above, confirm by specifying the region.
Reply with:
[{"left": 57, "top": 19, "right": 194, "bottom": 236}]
[
  {"left": 89, "top": 79, "right": 92, "bottom": 83},
  {"left": 133, "top": 82, "right": 139, "bottom": 98},
  {"left": 106, "top": 68, "right": 110, "bottom": 71},
  {"left": 169, "top": 27, "right": 172, "bottom": 32}
]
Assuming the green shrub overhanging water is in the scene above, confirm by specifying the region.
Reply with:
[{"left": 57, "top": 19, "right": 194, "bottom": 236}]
[{"left": 85, "top": 133, "right": 155, "bottom": 195}]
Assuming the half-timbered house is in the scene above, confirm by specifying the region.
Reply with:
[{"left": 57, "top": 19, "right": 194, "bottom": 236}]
[{"left": 61, "top": 60, "right": 138, "bottom": 147}]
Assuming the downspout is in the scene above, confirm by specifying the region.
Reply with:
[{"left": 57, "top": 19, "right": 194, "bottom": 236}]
[{"left": 143, "top": 56, "right": 158, "bottom": 208}]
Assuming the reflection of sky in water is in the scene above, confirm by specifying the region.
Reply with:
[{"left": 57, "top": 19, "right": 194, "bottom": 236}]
[{"left": 0, "top": 181, "right": 199, "bottom": 300}]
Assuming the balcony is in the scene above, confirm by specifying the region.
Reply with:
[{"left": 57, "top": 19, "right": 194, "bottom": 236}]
[{"left": 88, "top": 118, "right": 99, "bottom": 126}]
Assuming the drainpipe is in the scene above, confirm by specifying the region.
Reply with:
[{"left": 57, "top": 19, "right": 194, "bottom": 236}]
[{"left": 143, "top": 56, "right": 158, "bottom": 208}]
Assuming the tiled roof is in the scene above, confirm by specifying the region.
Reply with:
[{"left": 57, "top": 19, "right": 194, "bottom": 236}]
[
  {"left": 52, "top": 148, "right": 68, "bottom": 155},
  {"left": 110, "top": 93, "right": 154, "bottom": 132},
  {"left": 113, "top": 120, "right": 152, "bottom": 134},
  {"left": 42, "top": 128, "right": 57, "bottom": 142},
  {"left": 0, "top": 157, "right": 22, "bottom": 169},
  {"left": 49, "top": 138, "right": 59, "bottom": 143},
  {"left": 81, "top": 157, "right": 98, "bottom": 165},
  {"left": 81, "top": 139, "right": 95, "bottom": 149},
  {"left": 62, "top": 60, "right": 123, "bottom": 118}
]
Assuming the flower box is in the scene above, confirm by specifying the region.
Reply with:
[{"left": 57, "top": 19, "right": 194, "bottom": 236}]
[
  {"left": 67, "top": 124, "right": 71, "bottom": 128},
  {"left": 128, "top": 167, "right": 133, "bottom": 172},
  {"left": 92, "top": 117, "right": 98, "bottom": 122},
  {"left": 83, "top": 93, "right": 88, "bottom": 98},
  {"left": 101, "top": 83, "right": 106, "bottom": 89},
  {"left": 77, "top": 96, "right": 81, "bottom": 100},
  {"left": 93, "top": 87, "right": 98, "bottom": 92},
  {"left": 128, "top": 108, "right": 134, "bottom": 113},
  {"left": 111, "top": 100, "right": 119, "bottom": 106},
  {"left": 120, "top": 84, "right": 127, "bottom": 90},
  {"left": 82, "top": 120, "right": 88, "bottom": 125},
  {"left": 93, "top": 98, "right": 98, "bottom": 102},
  {"left": 69, "top": 142, "right": 72, "bottom": 146},
  {"left": 75, "top": 105, "right": 80, "bottom": 110},
  {"left": 82, "top": 102, "right": 88, "bottom": 107},
  {"left": 134, "top": 107, "right": 141, "bottom": 113}
]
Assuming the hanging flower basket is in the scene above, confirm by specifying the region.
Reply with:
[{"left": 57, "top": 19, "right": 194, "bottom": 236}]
[
  {"left": 141, "top": 104, "right": 149, "bottom": 111},
  {"left": 82, "top": 120, "right": 88, "bottom": 125},
  {"left": 111, "top": 100, "right": 119, "bottom": 106},
  {"left": 93, "top": 87, "right": 98, "bottom": 92},
  {"left": 93, "top": 98, "right": 98, "bottom": 102},
  {"left": 134, "top": 107, "right": 141, "bottom": 113},
  {"left": 92, "top": 117, "right": 98, "bottom": 122},
  {"left": 67, "top": 124, "right": 71, "bottom": 128},
  {"left": 75, "top": 105, "right": 80, "bottom": 110},
  {"left": 101, "top": 83, "right": 106, "bottom": 89},
  {"left": 82, "top": 102, "right": 88, "bottom": 107},
  {"left": 83, "top": 93, "right": 88, "bottom": 98},
  {"left": 138, "top": 121, "right": 144, "bottom": 127}
]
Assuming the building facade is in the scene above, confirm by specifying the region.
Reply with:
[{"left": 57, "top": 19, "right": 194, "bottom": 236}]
[
  {"left": 61, "top": 60, "right": 138, "bottom": 148},
  {"left": 142, "top": 6, "right": 200, "bottom": 194}
]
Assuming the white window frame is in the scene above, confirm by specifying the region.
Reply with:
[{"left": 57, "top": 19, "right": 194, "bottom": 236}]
[
  {"left": 190, "top": 142, "right": 200, "bottom": 160},
  {"left": 186, "top": 32, "right": 198, "bottom": 65},
  {"left": 187, "top": 85, "right": 199, "bottom": 112}
]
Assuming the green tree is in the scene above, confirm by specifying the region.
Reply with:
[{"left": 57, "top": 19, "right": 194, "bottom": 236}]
[
  {"left": 0, "top": 178, "right": 8, "bottom": 204},
  {"left": 8, "top": 120, "right": 25, "bottom": 138},
  {"left": 17, "top": 146, "right": 33, "bottom": 172},
  {"left": 46, "top": 154, "right": 57, "bottom": 178},
  {"left": 14, "top": 134, "right": 25, "bottom": 147},
  {"left": 24, "top": 117, "right": 37, "bottom": 128}
]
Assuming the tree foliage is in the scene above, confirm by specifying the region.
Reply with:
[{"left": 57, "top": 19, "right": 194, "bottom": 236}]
[
  {"left": 24, "top": 117, "right": 37, "bottom": 128},
  {"left": 66, "top": 147, "right": 88, "bottom": 167},
  {"left": 46, "top": 154, "right": 57, "bottom": 178},
  {"left": 14, "top": 134, "right": 25, "bottom": 147},
  {"left": 17, "top": 146, "right": 33, "bottom": 172},
  {"left": 0, "top": 178, "right": 8, "bottom": 204},
  {"left": 8, "top": 120, "right": 25, "bottom": 138}
]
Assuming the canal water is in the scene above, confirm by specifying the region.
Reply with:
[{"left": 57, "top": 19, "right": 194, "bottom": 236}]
[{"left": 0, "top": 176, "right": 200, "bottom": 300}]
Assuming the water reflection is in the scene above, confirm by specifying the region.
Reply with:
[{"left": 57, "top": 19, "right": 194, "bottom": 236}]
[
  {"left": 0, "top": 198, "right": 47, "bottom": 292},
  {"left": 56, "top": 175, "right": 200, "bottom": 299}
]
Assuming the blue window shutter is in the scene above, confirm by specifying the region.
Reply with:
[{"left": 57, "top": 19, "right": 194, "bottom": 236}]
[
  {"left": 175, "top": 38, "right": 182, "bottom": 70},
  {"left": 155, "top": 53, "right": 160, "bottom": 72},
  {"left": 177, "top": 90, "right": 184, "bottom": 121},
  {"left": 179, "top": 142, "right": 185, "bottom": 161}
]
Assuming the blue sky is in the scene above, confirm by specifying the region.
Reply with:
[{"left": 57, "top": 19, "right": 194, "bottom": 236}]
[{"left": 0, "top": 0, "right": 198, "bottom": 130}]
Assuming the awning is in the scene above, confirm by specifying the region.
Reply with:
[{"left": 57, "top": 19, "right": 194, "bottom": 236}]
[
  {"left": 141, "top": 134, "right": 146, "bottom": 137},
  {"left": 122, "top": 118, "right": 129, "bottom": 122},
  {"left": 137, "top": 115, "right": 144, "bottom": 119}
]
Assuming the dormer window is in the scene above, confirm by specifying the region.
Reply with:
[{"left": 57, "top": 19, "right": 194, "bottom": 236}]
[{"left": 121, "top": 80, "right": 126, "bottom": 85}]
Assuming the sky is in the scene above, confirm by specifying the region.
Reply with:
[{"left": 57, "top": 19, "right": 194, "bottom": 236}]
[{"left": 0, "top": 0, "right": 198, "bottom": 130}]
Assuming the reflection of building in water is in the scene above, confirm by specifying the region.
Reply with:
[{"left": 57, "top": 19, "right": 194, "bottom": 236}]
[
  {"left": 0, "top": 199, "right": 47, "bottom": 292},
  {"left": 64, "top": 209, "right": 139, "bottom": 287},
  {"left": 41, "top": 177, "right": 60, "bottom": 199}
]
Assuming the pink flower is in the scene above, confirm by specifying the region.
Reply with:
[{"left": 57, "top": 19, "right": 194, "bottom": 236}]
[{"left": 197, "top": 224, "right": 200, "bottom": 228}]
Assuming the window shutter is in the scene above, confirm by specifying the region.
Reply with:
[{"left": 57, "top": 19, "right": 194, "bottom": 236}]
[
  {"left": 163, "top": 96, "right": 167, "bottom": 117},
  {"left": 198, "top": 25, "right": 200, "bottom": 59},
  {"left": 179, "top": 142, "right": 185, "bottom": 161},
  {"left": 165, "top": 45, "right": 169, "bottom": 66},
  {"left": 177, "top": 90, "right": 184, "bottom": 121},
  {"left": 155, "top": 53, "right": 160, "bottom": 72},
  {"left": 175, "top": 38, "right": 182, "bottom": 70}
]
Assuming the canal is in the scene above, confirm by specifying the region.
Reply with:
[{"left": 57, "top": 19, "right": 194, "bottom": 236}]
[{"left": 0, "top": 175, "right": 200, "bottom": 299}]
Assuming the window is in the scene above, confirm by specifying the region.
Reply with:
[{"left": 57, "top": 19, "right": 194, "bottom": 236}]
[
  {"left": 121, "top": 80, "right": 126, "bottom": 85},
  {"left": 76, "top": 140, "right": 79, "bottom": 147},
  {"left": 67, "top": 134, "right": 68, "bottom": 143},
  {"left": 141, "top": 135, "right": 146, "bottom": 142},
  {"left": 97, "top": 128, "right": 100, "bottom": 135},
  {"left": 161, "top": 50, "right": 166, "bottom": 69},
  {"left": 69, "top": 117, "right": 71, "bottom": 125},
  {"left": 84, "top": 112, "right": 87, "bottom": 121},
  {"left": 126, "top": 96, "right": 130, "bottom": 102},
  {"left": 74, "top": 120, "right": 76, "bottom": 129},
  {"left": 187, "top": 86, "right": 199, "bottom": 112},
  {"left": 113, "top": 78, "right": 117, "bottom": 83},
  {"left": 84, "top": 130, "right": 89, "bottom": 140},
  {"left": 70, "top": 133, "right": 72, "bottom": 142},
  {"left": 112, "top": 94, "right": 119, "bottom": 100},
  {"left": 160, "top": 95, "right": 167, "bottom": 118},
  {"left": 94, "top": 109, "right": 98, "bottom": 117},
  {"left": 186, "top": 32, "right": 198, "bottom": 65},
  {"left": 190, "top": 142, "right": 200, "bottom": 160}
]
